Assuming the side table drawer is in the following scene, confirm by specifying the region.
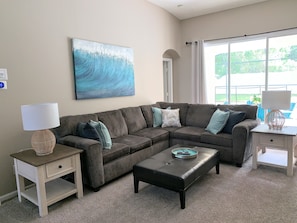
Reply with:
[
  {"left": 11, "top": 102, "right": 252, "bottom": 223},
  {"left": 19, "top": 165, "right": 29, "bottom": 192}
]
[
  {"left": 46, "top": 157, "right": 74, "bottom": 179},
  {"left": 259, "top": 134, "right": 285, "bottom": 147}
]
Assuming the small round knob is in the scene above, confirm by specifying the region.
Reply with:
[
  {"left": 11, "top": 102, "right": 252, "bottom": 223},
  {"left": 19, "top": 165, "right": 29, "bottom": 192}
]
[
  {"left": 58, "top": 165, "right": 62, "bottom": 168},
  {"left": 270, "top": 139, "right": 273, "bottom": 142}
]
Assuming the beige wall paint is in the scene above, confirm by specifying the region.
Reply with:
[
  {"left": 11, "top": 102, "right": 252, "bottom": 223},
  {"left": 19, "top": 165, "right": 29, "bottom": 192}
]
[
  {"left": 0, "top": 0, "right": 181, "bottom": 196},
  {"left": 176, "top": 0, "right": 297, "bottom": 102},
  {"left": 1, "top": 0, "right": 296, "bottom": 198}
]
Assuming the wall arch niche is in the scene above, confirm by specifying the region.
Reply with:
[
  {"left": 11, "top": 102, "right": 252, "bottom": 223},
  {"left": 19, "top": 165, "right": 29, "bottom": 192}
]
[{"left": 162, "top": 49, "right": 180, "bottom": 102}]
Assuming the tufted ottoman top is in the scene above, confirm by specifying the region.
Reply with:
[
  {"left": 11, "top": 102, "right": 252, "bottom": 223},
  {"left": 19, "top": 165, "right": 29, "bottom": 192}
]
[{"left": 133, "top": 144, "right": 220, "bottom": 209}]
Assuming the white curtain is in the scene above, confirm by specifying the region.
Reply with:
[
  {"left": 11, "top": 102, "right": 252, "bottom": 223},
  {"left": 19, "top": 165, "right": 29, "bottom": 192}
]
[{"left": 191, "top": 40, "right": 207, "bottom": 104}]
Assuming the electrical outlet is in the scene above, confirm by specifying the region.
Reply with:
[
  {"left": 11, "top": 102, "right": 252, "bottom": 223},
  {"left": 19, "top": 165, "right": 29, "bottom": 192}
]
[
  {"left": 0, "top": 68, "right": 8, "bottom": 80},
  {"left": 0, "top": 81, "right": 7, "bottom": 89}
]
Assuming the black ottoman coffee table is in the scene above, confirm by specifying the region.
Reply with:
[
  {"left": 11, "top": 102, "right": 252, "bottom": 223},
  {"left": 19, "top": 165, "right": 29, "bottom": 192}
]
[{"left": 133, "top": 145, "right": 220, "bottom": 209}]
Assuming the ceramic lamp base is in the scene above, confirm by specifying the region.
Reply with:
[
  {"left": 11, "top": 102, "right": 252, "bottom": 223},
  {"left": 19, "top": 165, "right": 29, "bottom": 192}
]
[{"left": 31, "top": 129, "right": 56, "bottom": 156}]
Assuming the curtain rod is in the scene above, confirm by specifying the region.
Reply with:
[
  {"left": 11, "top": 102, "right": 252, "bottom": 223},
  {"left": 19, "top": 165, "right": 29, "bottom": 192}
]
[
  {"left": 185, "top": 41, "right": 197, "bottom": 45},
  {"left": 185, "top": 26, "right": 297, "bottom": 45}
]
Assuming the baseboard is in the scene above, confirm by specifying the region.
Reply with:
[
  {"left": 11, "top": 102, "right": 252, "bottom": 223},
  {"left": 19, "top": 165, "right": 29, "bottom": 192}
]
[
  {"left": 0, "top": 190, "right": 17, "bottom": 205},
  {"left": 0, "top": 183, "right": 35, "bottom": 206}
]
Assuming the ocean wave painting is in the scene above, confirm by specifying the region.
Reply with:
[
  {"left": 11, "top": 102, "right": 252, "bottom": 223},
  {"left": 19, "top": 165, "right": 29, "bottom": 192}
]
[{"left": 72, "top": 38, "right": 135, "bottom": 99}]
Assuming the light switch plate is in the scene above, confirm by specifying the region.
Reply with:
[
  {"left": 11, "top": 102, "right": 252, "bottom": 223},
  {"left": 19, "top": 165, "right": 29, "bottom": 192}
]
[
  {"left": 0, "top": 81, "right": 7, "bottom": 89},
  {"left": 0, "top": 68, "right": 8, "bottom": 80}
]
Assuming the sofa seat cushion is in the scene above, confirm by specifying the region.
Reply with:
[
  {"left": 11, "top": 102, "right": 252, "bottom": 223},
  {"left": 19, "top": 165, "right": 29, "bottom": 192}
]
[
  {"left": 171, "top": 126, "right": 205, "bottom": 142},
  {"left": 161, "top": 126, "right": 181, "bottom": 133},
  {"left": 112, "top": 135, "right": 152, "bottom": 153},
  {"left": 131, "top": 127, "right": 169, "bottom": 144},
  {"left": 102, "top": 143, "right": 130, "bottom": 164},
  {"left": 200, "top": 132, "right": 232, "bottom": 147}
]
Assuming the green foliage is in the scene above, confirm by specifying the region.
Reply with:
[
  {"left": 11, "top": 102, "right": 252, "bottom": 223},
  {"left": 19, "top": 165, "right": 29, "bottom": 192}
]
[
  {"left": 251, "top": 95, "right": 261, "bottom": 104},
  {"left": 215, "top": 45, "right": 297, "bottom": 79},
  {"left": 287, "top": 45, "right": 297, "bottom": 62}
]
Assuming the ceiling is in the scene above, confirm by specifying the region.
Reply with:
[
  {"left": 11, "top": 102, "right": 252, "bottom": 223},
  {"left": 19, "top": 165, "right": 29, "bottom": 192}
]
[{"left": 146, "top": 0, "right": 271, "bottom": 20}]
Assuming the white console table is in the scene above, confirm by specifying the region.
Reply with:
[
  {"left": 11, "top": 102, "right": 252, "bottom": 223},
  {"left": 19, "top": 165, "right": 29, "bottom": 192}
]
[{"left": 251, "top": 124, "right": 297, "bottom": 176}]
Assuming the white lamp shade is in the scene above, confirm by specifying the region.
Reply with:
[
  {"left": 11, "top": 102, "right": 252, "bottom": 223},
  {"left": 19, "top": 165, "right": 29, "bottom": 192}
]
[
  {"left": 21, "top": 103, "right": 60, "bottom": 131},
  {"left": 262, "top": 91, "right": 291, "bottom": 110}
]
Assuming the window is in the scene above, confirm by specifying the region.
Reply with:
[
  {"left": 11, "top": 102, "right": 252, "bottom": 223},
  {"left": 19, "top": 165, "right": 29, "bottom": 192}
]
[{"left": 204, "top": 29, "right": 297, "bottom": 121}]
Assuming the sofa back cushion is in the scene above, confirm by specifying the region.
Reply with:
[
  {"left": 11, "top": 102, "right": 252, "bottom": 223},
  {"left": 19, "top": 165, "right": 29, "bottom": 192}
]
[
  {"left": 121, "top": 107, "right": 147, "bottom": 133},
  {"left": 217, "top": 104, "right": 258, "bottom": 120},
  {"left": 52, "top": 113, "right": 98, "bottom": 138},
  {"left": 140, "top": 104, "right": 159, "bottom": 127},
  {"left": 157, "top": 102, "right": 188, "bottom": 126},
  {"left": 96, "top": 110, "right": 128, "bottom": 138},
  {"left": 186, "top": 104, "right": 217, "bottom": 128}
]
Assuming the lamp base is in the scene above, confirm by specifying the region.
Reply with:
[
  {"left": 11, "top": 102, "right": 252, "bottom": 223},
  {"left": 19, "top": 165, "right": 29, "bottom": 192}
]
[
  {"left": 265, "top": 109, "right": 285, "bottom": 130},
  {"left": 31, "top": 129, "right": 56, "bottom": 156}
]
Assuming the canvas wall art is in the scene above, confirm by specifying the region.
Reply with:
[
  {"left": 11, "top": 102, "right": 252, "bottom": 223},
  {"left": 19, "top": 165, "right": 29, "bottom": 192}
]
[{"left": 72, "top": 38, "right": 135, "bottom": 99}]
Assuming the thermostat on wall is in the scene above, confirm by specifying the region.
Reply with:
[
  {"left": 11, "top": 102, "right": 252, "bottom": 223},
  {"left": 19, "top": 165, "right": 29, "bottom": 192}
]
[
  {"left": 0, "top": 81, "right": 7, "bottom": 89},
  {"left": 0, "top": 69, "right": 8, "bottom": 80}
]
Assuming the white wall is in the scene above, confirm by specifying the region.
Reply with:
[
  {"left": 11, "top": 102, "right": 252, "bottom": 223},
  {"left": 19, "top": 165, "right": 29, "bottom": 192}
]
[
  {"left": 176, "top": 0, "right": 297, "bottom": 102},
  {"left": 0, "top": 0, "right": 181, "bottom": 196}
]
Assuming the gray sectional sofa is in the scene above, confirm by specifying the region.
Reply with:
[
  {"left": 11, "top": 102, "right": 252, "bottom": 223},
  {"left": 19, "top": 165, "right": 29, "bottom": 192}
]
[{"left": 52, "top": 102, "right": 258, "bottom": 191}]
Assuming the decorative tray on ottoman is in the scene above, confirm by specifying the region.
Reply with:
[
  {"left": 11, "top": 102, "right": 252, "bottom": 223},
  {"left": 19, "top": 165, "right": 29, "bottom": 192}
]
[{"left": 171, "top": 147, "right": 198, "bottom": 159}]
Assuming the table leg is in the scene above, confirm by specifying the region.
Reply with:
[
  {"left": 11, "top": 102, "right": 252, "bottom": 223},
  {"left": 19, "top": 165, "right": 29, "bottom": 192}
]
[
  {"left": 74, "top": 154, "right": 83, "bottom": 198},
  {"left": 36, "top": 168, "right": 48, "bottom": 217},
  {"left": 179, "top": 191, "right": 185, "bottom": 209},
  {"left": 252, "top": 145, "right": 258, "bottom": 170},
  {"left": 134, "top": 176, "right": 139, "bottom": 193},
  {"left": 14, "top": 159, "right": 24, "bottom": 202},
  {"left": 216, "top": 162, "right": 220, "bottom": 174},
  {"left": 287, "top": 145, "right": 294, "bottom": 176}
]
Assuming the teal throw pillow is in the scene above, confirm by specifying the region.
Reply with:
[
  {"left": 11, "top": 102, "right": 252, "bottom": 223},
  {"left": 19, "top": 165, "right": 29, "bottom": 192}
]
[
  {"left": 88, "top": 120, "right": 112, "bottom": 149},
  {"left": 205, "top": 109, "right": 230, "bottom": 134},
  {"left": 152, "top": 107, "right": 171, "bottom": 127}
]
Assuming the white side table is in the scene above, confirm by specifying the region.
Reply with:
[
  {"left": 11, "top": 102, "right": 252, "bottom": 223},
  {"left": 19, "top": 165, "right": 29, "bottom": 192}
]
[
  {"left": 11, "top": 144, "right": 83, "bottom": 217},
  {"left": 251, "top": 124, "right": 297, "bottom": 176}
]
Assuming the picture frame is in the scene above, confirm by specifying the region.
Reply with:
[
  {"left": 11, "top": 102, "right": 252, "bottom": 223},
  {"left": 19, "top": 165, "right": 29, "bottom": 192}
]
[{"left": 72, "top": 38, "right": 135, "bottom": 99}]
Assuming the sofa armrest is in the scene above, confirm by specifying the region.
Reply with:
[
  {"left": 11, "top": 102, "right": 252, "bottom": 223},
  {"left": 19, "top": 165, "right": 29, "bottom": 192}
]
[
  {"left": 232, "top": 119, "right": 259, "bottom": 166},
  {"left": 58, "top": 135, "right": 105, "bottom": 191}
]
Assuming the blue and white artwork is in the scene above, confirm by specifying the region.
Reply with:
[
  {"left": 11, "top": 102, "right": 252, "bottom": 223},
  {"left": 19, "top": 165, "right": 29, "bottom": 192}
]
[{"left": 72, "top": 38, "right": 135, "bottom": 99}]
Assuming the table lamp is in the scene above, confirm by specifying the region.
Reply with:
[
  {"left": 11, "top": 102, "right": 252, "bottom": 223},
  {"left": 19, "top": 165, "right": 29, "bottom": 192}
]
[
  {"left": 262, "top": 91, "right": 291, "bottom": 130},
  {"left": 21, "top": 103, "right": 60, "bottom": 156}
]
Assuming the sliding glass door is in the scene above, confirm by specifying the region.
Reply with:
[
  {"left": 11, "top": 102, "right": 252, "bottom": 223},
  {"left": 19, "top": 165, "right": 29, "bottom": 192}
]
[{"left": 204, "top": 30, "right": 297, "bottom": 120}]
